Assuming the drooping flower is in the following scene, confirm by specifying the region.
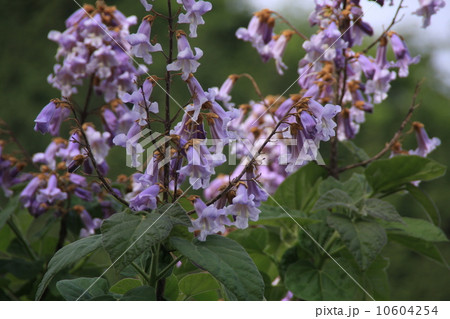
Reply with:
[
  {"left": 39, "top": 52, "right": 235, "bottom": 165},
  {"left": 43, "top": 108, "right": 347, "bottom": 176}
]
[
  {"left": 36, "top": 175, "right": 67, "bottom": 204},
  {"left": 410, "top": 122, "right": 441, "bottom": 157},
  {"left": 127, "top": 16, "right": 163, "bottom": 65},
  {"left": 34, "top": 100, "right": 70, "bottom": 136},
  {"left": 74, "top": 205, "right": 102, "bottom": 238},
  {"left": 389, "top": 32, "right": 420, "bottom": 77},
  {"left": 189, "top": 197, "right": 229, "bottom": 241},
  {"left": 167, "top": 31, "right": 203, "bottom": 80},
  {"left": 413, "top": 0, "right": 446, "bottom": 28},
  {"left": 177, "top": 0, "right": 212, "bottom": 38},
  {"left": 226, "top": 183, "right": 260, "bottom": 229},
  {"left": 129, "top": 184, "right": 160, "bottom": 211}
]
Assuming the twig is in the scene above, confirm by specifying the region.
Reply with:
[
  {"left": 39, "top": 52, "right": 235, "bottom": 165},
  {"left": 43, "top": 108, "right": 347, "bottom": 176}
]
[
  {"left": 338, "top": 80, "right": 422, "bottom": 173},
  {"left": 269, "top": 10, "right": 308, "bottom": 41},
  {"left": 362, "top": 0, "right": 405, "bottom": 54},
  {"left": 69, "top": 103, "right": 130, "bottom": 207}
]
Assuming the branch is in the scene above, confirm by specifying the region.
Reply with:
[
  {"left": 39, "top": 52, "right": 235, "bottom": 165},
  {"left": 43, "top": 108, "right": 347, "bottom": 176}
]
[
  {"left": 362, "top": 0, "right": 405, "bottom": 54},
  {"left": 269, "top": 10, "right": 308, "bottom": 41},
  {"left": 338, "top": 80, "right": 422, "bottom": 173},
  {"left": 68, "top": 102, "right": 130, "bottom": 207}
]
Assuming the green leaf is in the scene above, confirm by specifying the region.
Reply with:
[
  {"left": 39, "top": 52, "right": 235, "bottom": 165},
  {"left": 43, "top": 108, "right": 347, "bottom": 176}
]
[
  {"left": 109, "top": 278, "right": 143, "bottom": 295},
  {"left": 363, "top": 256, "right": 390, "bottom": 300},
  {"left": 227, "top": 227, "right": 268, "bottom": 253},
  {"left": 36, "top": 234, "right": 102, "bottom": 300},
  {"left": 119, "top": 286, "right": 156, "bottom": 301},
  {"left": 313, "top": 189, "right": 358, "bottom": 212},
  {"left": 179, "top": 273, "right": 220, "bottom": 299},
  {"left": 384, "top": 217, "right": 448, "bottom": 242},
  {"left": 0, "top": 195, "right": 20, "bottom": 230},
  {"left": 56, "top": 277, "right": 108, "bottom": 301},
  {"left": 159, "top": 203, "right": 191, "bottom": 227},
  {"left": 365, "top": 156, "right": 446, "bottom": 193},
  {"left": 285, "top": 259, "right": 356, "bottom": 300},
  {"left": 257, "top": 204, "right": 320, "bottom": 227},
  {"left": 406, "top": 184, "right": 441, "bottom": 226},
  {"left": 327, "top": 215, "right": 387, "bottom": 270},
  {"left": 101, "top": 211, "right": 172, "bottom": 271},
  {"left": 319, "top": 174, "right": 370, "bottom": 203},
  {"left": 170, "top": 235, "right": 265, "bottom": 300},
  {"left": 341, "top": 140, "right": 370, "bottom": 162},
  {"left": 0, "top": 258, "right": 42, "bottom": 280},
  {"left": 267, "top": 163, "right": 328, "bottom": 212},
  {"left": 388, "top": 234, "right": 448, "bottom": 266},
  {"left": 361, "top": 198, "right": 402, "bottom": 222}
]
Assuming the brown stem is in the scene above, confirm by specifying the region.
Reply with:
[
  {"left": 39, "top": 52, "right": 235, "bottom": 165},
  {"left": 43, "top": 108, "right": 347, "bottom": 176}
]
[
  {"left": 69, "top": 103, "right": 130, "bottom": 207},
  {"left": 362, "top": 0, "right": 405, "bottom": 54},
  {"left": 81, "top": 74, "right": 95, "bottom": 124},
  {"left": 338, "top": 81, "right": 422, "bottom": 173},
  {"left": 269, "top": 10, "right": 308, "bottom": 41},
  {"left": 163, "top": 0, "right": 175, "bottom": 204}
]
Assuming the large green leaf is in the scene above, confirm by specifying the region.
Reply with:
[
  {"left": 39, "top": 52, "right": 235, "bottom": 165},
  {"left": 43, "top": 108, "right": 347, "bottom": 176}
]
[
  {"left": 406, "top": 184, "right": 440, "bottom": 226},
  {"left": 327, "top": 215, "right": 387, "bottom": 270},
  {"left": 384, "top": 217, "right": 448, "bottom": 242},
  {"left": 388, "top": 234, "right": 448, "bottom": 267},
  {"left": 160, "top": 203, "right": 191, "bottom": 227},
  {"left": 365, "top": 156, "right": 446, "bottom": 193},
  {"left": 256, "top": 204, "right": 320, "bottom": 227},
  {"left": 0, "top": 195, "right": 20, "bottom": 230},
  {"left": 178, "top": 273, "right": 220, "bottom": 299},
  {"left": 285, "top": 259, "right": 357, "bottom": 300},
  {"left": 101, "top": 211, "right": 172, "bottom": 271},
  {"left": 267, "top": 163, "right": 328, "bottom": 212},
  {"left": 227, "top": 227, "right": 268, "bottom": 253},
  {"left": 56, "top": 277, "right": 109, "bottom": 301},
  {"left": 35, "top": 234, "right": 102, "bottom": 300},
  {"left": 170, "top": 235, "right": 265, "bottom": 300},
  {"left": 319, "top": 174, "right": 370, "bottom": 203},
  {"left": 313, "top": 189, "right": 358, "bottom": 212},
  {"left": 109, "top": 278, "right": 143, "bottom": 295},
  {"left": 341, "top": 140, "right": 370, "bottom": 162},
  {"left": 361, "top": 198, "right": 402, "bottom": 222}
]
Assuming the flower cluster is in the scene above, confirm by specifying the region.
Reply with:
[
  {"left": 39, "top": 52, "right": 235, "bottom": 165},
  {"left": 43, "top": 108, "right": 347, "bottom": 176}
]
[
  {"left": 47, "top": 2, "right": 141, "bottom": 101},
  {"left": 5, "top": 0, "right": 442, "bottom": 244}
]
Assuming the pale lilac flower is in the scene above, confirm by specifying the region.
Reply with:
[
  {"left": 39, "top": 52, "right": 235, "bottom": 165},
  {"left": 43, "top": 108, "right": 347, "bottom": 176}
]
[
  {"left": 20, "top": 176, "right": 43, "bottom": 208},
  {"left": 413, "top": 0, "right": 445, "bottom": 28},
  {"left": 308, "top": 100, "right": 341, "bottom": 141},
  {"left": 410, "top": 122, "right": 441, "bottom": 157},
  {"left": 271, "top": 30, "right": 295, "bottom": 75},
  {"left": 76, "top": 206, "right": 102, "bottom": 238},
  {"left": 226, "top": 184, "right": 260, "bottom": 229},
  {"left": 127, "top": 17, "right": 162, "bottom": 64},
  {"left": 189, "top": 198, "right": 229, "bottom": 241},
  {"left": 389, "top": 33, "right": 420, "bottom": 77},
  {"left": 177, "top": 0, "right": 212, "bottom": 38},
  {"left": 84, "top": 126, "right": 111, "bottom": 165},
  {"left": 140, "top": 0, "right": 154, "bottom": 11},
  {"left": 34, "top": 100, "right": 70, "bottom": 136},
  {"left": 236, "top": 9, "right": 275, "bottom": 48},
  {"left": 129, "top": 184, "right": 160, "bottom": 211},
  {"left": 37, "top": 175, "right": 67, "bottom": 204},
  {"left": 167, "top": 31, "right": 203, "bottom": 80}
]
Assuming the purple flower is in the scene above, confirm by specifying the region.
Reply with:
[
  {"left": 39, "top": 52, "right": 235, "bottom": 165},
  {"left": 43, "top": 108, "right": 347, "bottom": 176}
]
[
  {"left": 84, "top": 126, "right": 111, "bottom": 165},
  {"left": 410, "top": 122, "right": 441, "bottom": 157},
  {"left": 177, "top": 0, "right": 212, "bottom": 38},
  {"left": 308, "top": 100, "right": 341, "bottom": 141},
  {"left": 226, "top": 184, "right": 260, "bottom": 229},
  {"left": 129, "top": 184, "right": 160, "bottom": 211},
  {"left": 140, "top": 0, "right": 154, "bottom": 11},
  {"left": 186, "top": 75, "right": 209, "bottom": 120},
  {"left": 167, "top": 31, "right": 203, "bottom": 80},
  {"left": 20, "top": 176, "right": 43, "bottom": 208},
  {"left": 271, "top": 30, "right": 295, "bottom": 75},
  {"left": 37, "top": 175, "right": 67, "bottom": 204},
  {"left": 413, "top": 0, "right": 445, "bottom": 28},
  {"left": 389, "top": 33, "right": 420, "bottom": 77},
  {"left": 214, "top": 75, "right": 239, "bottom": 108},
  {"left": 236, "top": 9, "right": 275, "bottom": 48},
  {"left": 281, "top": 291, "right": 294, "bottom": 301},
  {"left": 75, "top": 206, "right": 102, "bottom": 238},
  {"left": 34, "top": 100, "right": 70, "bottom": 136},
  {"left": 245, "top": 168, "right": 268, "bottom": 206},
  {"left": 189, "top": 198, "right": 229, "bottom": 241},
  {"left": 127, "top": 16, "right": 162, "bottom": 64}
]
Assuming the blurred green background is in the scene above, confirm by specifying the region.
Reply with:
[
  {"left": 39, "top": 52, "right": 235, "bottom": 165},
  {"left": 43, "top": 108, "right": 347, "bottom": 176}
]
[{"left": 0, "top": 0, "right": 449, "bottom": 300}]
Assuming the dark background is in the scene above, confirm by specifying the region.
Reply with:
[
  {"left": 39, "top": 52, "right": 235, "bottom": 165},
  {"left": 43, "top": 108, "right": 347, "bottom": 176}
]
[{"left": 0, "top": 0, "right": 449, "bottom": 300}]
